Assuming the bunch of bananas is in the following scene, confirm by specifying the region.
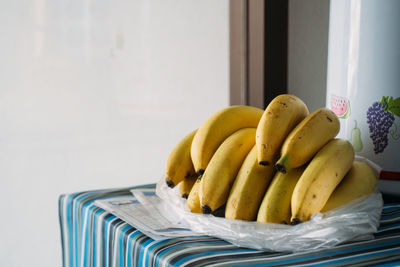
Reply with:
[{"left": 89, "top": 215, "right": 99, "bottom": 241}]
[{"left": 165, "top": 94, "right": 377, "bottom": 225}]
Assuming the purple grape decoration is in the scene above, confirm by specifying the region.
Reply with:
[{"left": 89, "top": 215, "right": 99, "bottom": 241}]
[{"left": 366, "top": 96, "right": 399, "bottom": 154}]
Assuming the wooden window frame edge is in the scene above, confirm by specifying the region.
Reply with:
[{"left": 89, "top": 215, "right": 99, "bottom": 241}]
[{"left": 230, "top": 0, "right": 288, "bottom": 109}]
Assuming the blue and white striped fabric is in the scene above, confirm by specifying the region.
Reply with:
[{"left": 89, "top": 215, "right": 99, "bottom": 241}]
[{"left": 59, "top": 184, "right": 400, "bottom": 267}]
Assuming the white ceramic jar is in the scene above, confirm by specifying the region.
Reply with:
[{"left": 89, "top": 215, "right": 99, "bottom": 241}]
[{"left": 326, "top": 0, "right": 400, "bottom": 194}]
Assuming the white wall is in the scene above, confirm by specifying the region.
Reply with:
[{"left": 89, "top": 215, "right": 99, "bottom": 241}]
[
  {"left": 0, "top": 1, "right": 229, "bottom": 266},
  {"left": 288, "top": 0, "right": 330, "bottom": 112}
]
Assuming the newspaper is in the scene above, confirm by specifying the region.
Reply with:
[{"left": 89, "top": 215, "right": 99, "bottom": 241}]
[{"left": 94, "top": 187, "right": 202, "bottom": 240}]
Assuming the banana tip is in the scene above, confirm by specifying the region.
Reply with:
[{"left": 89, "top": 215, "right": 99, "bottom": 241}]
[
  {"left": 181, "top": 193, "right": 189, "bottom": 199},
  {"left": 212, "top": 204, "right": 226, "bottom": 218},
  {"left": 275, "top": 164, "right": 286, "bottom": 174},
  {"left": 290, "top": 218, "right": 301, "bottom": 225},
  {"left": 259, "top": 161, "right": 270, "bottom": 166},
  {"left": 165, "top": 178, "right": 174, "bottom": 188},
  {"left": 198, "top": 169, "right": 205, "bottom": 175},
  {"left": 201, "top": 205, "right": 212, "bottom": 214}
]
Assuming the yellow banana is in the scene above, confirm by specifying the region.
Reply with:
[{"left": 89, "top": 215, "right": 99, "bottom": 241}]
[
  {"left": 191, "top": 105, "right": 263, "bottom": 174},
  {"left": 276, "top": 107, "right": 340, "bottom": 174},
  {"left": 290, "top": 138, "right": 354, "bottom": 224},
  {"left": 321, "top": 161, "right": 377, "bottom": 212},
  {"left": 187, "top": 177, "right": 202, "bottom": 213},
  {"left": 165, "top": 129, "right": 197, "bottom": 188},
  {"left": 179, "top": 174, "right": 198, "bottom": 199},
  {"left": 225, "top": 145, "right": 275, "bottom": 221},
  {"left": 256, "top": 94, "right": 309, "bottom": 166},
  {"left": 200, "top": 128, "right": 256, "bottom": 214},
  {"left": 257, "top": 166, "right": 305, "bottom": 224}
]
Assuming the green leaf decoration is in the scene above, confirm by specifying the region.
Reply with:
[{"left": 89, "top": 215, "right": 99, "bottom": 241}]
[
  {"left": 387, "top": 97, "right": 400, "bottom": 118},
  {"left": 379, "top": 96, "right": 400, "bottom": 117}
]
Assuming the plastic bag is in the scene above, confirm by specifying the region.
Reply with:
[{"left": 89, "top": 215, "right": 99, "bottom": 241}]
[{"left": 155, "top": 160, "right": 383, "bottom": 252}]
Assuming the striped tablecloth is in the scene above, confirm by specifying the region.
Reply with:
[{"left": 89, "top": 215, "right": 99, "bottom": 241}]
[{"left": 59, "top": 184, "right": 400, "bottom": 267}]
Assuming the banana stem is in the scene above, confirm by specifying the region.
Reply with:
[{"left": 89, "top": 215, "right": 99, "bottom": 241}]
[
  {"left": 165, "top": 178, "right": 175, "bottom": 188},
  {"left": 201, "top": 205, "right": 212, "bottom": 214},
  {"left": 259, "top": 160, "right": 270, "bottom": 166},
  {"left": 275, "top": 155, "right": 289, "bottom": 174},
  {"left": 290, "top": 218, "right": 301, "bottom": 225}
]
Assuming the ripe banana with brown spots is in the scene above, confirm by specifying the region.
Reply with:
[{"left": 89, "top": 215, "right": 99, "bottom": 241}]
[
  {"left": 179, "top": 174, "right": 198, "bottom": 199},
  {"left": 225, "top": 145, "right": 275, "bottom": 221},
  {"left": 200, "top": 128, "right": 256, "bottom": 214},
  {"left": 321, "top": 161, "right": 377, "bottom": 212},
  {"left": 165, "top": 129, "right": 197, "bottom": 188},
  {"left": 276, "top": 107, "right": 340, "bottom": 174},
  {"left": 191, "top": 105, "right": 263, "bottom": 174},
  {"left": 290, "top": 138, "right": 354, "bottom": 224},
  {"left": 256, "top": 94, "right": 309, "bottom": 166},
  {"left": 257, "top": 166, "right": 305, "bottom": 224},
  {"left": 187, "top": 177, "right": 202, "bottom": 213}
]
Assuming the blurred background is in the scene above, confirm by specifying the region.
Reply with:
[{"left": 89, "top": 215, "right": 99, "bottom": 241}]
[{"left": 0, "top": 0, "right": 329, "bottom": 266}]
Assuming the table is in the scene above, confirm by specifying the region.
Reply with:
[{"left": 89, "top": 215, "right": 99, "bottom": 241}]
[{"left": 59, "top": 184, "right": 400, "bottom": 267}]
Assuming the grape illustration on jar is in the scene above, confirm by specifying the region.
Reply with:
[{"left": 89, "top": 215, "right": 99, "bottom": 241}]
[{"left": 366, "top": 96, "right": 400, "bottom": 154}]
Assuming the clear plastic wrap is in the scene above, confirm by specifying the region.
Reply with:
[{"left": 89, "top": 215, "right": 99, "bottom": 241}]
[
  {"left": 156, "top": 158, "right": 383, "bottom": 252},
  {"left": 156, "top": 179, "right": 382, "bottom": 252}
]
